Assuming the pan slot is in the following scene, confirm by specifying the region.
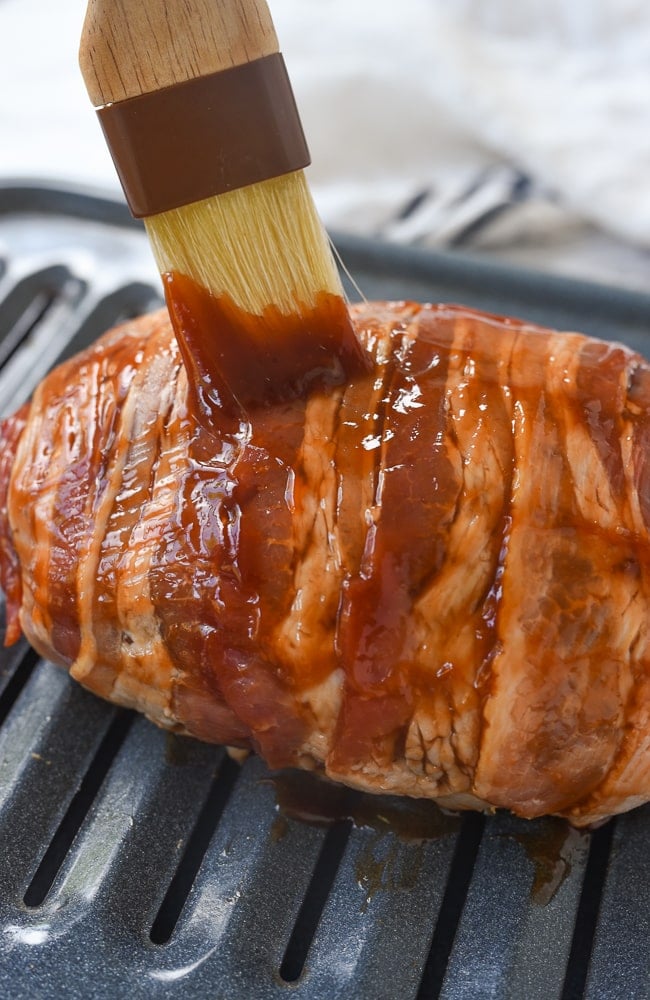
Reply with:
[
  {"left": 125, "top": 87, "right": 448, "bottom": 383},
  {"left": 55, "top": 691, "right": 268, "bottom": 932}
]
[
  {"left": 149, "top": 752, "right": 241, "bottom": 945},
  {"left": 560, "top": 822, "right": 615, "bottom": 1000},
  {"left": 432, "top": 812, "right": 589, "bottom": 998},
  {"left": 281, "top": 808, "right": 462, "bottom": 998},
  {"left": 0, "top": 270, "right": 86, "bottom": 417},
  {"left": 0, "top": 266, "right": 84, "bottom": 370},
  {"left": 23, "top": 708, "right": 134, "bottom": 908},
  {"left": 0, "top": 642, "right": 40, "bottom": 728},
  {"left": 279, "top": 820, "right": 353, "bottom": 983},
  {"left": 145, "top": 754, "right": 331, "bottom": 983},
  {"left": 55, "top": 282, "right": 163, "bottom": 366},
  {"left": 416, "top": 812, "right": 486, "bottom": 999},
  {"left": 582, "top": 806, "right": 650, "bottom": 997}
]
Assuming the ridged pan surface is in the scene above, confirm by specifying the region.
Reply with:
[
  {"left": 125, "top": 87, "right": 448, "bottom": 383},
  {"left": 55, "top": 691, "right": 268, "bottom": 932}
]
[{"left": 1, "top": 185, "right": 650, "bottom": 1000}]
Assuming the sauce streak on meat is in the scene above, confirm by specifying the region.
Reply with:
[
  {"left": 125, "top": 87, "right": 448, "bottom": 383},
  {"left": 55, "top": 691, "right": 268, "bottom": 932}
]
[{"left": 154, "top": 274, "right": 371, "bottom": 765}]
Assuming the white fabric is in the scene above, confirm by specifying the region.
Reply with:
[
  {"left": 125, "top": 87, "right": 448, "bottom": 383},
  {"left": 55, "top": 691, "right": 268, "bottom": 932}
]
[{"left": 0, "top": 0, "right": 648, "bottom": 289}]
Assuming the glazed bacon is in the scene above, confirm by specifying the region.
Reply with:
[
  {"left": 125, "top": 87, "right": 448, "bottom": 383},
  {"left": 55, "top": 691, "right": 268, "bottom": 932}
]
[{"left": 2, "top": 300, "right": 650, "bottom": 827}]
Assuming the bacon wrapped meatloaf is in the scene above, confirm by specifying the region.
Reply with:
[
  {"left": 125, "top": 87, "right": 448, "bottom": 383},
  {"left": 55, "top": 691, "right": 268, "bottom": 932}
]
[{"left": 2, "top": 300, "right": 650, "bottom": 827}]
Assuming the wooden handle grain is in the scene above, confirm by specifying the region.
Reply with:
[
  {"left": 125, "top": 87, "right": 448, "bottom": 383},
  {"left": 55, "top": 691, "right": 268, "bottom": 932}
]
[{"left": 80, "top": 0, "right": 280, "bottom": 107}]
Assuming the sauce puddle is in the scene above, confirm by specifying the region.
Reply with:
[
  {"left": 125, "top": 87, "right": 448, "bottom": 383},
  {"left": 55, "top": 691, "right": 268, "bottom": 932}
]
[
  {"left": 508, "top": 820, "right": 589, "bottom": 906},
  {"left": 267, "top": 767, "right": 462, "bottom": 842},
  {"left": 267, "top": 770, "right": 590, "bottom": 909}
]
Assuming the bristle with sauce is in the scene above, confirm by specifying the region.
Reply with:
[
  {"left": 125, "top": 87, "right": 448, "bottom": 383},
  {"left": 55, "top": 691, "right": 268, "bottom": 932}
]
[{"left": 145, "top": 170, "right": 344, "bottom": 319}]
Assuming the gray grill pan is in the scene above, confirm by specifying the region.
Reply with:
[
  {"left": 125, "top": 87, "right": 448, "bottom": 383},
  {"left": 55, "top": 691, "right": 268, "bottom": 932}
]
[{"left": 1, "top": 184, "right": 650, "bottom": 1000}]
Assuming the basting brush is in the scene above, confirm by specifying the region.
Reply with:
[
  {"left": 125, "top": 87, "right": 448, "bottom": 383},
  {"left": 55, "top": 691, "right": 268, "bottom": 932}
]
[{"left": 79, "top": 0, "right": 367, "bottom": 409}]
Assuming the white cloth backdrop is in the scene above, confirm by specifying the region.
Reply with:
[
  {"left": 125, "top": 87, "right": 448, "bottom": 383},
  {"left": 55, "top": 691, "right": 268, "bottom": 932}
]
[{"left": 0, "top": 0, "right": 648, "bottom": 290}]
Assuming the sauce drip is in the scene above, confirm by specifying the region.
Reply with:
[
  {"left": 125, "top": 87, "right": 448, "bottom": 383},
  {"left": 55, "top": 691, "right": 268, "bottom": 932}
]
[
  {"left": 163, "top": 271, "right": 369, "bottom": 417},
  {"left": 510, "top": 819, "right": 588, "bottom": 906},
  {"left": 269, "top": 768, "right": 462, "bottom": 841}
]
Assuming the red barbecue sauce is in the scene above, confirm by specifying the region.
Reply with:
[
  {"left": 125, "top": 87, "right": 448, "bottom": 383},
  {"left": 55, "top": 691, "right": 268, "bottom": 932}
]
[
  {"left": 159, "top": 273, "right": 401, "bottom": 767},
  {"left": 156, "top": 278, "right": 497, "bottom": 772},
  {"left": 163, "top": 272, "right": 370, "bottom": 418}
]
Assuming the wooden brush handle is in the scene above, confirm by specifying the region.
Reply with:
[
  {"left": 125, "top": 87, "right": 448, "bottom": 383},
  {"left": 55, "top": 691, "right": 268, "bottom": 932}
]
[
  {"left": 79, "top": 0, "right": 309, "bottom": 220},
  {"left": 80, "top": 0, "right": 280, "bottom": 107}
]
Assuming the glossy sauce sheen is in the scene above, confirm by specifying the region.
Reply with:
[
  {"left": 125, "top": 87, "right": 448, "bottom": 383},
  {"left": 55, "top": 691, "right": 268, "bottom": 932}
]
[
  {"left": 159, "top": 275, "right": 371, "bottom": 762},
  {"left": 164, "top": 272, "right": 370, "bottom": 415},
  {"left": 5, "top": 299, "right": 650, "bottom": 826}
]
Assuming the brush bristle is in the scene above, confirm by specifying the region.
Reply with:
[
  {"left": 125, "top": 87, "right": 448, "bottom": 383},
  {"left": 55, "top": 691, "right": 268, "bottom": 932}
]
[{"left": 145, "top": 171, "right": 344, "bottom": 317}]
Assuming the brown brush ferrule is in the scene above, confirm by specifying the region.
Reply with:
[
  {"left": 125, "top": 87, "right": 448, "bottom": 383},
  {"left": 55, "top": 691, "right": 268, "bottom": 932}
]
[{"left": 96, "top": 52, "right": 311, "bottom": 218}]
